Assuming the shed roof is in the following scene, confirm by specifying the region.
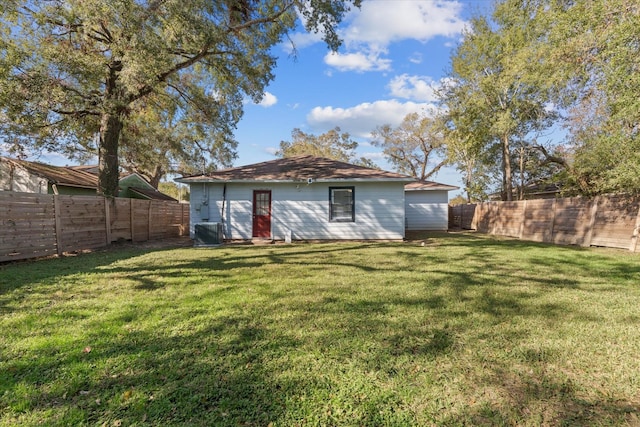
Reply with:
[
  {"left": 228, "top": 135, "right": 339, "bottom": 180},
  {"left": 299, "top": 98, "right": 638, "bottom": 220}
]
[
  {"left": 176, "top": 155, "right": 415, "bottom": 183},
  {"left": 128, "top": 186, "right": 178, "bottom": 202},
  {"left": 405, "top": 180, "right": 459, "bottom": 192},
  {"left": 2, "top": 157, "right": 98, "bottom": 189}
]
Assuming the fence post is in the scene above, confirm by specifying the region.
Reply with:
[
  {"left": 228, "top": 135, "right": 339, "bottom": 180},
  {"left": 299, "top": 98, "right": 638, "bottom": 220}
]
[
  {"left": 471, "top": 203, "right": 480, "bottom": 231},
  {"left": 181, "top": 203, "right": 187, "bottom": 236},
  {"left": 518, "top": 200, "right": 528, "bottom": 239},
  {"left": 583, "top": 196, "right": 599, "bottom": 247},
  {"left": 549, "top": 198, "right": 558, "bottom": 244},
  {"left": 104, "top": 196, "right": 112, "bottom": 245},
  {"left": 129, "top": 198, "right": 135, "bottom": 242},
  {"left": 54, "top": 195, "right": 63, "bottom": 256},
  {"left": 630, "top": 204, "right": 640, "bottom": 252},
  {"left": 147, "top": 200, "right": 153, "bottom": 241}
]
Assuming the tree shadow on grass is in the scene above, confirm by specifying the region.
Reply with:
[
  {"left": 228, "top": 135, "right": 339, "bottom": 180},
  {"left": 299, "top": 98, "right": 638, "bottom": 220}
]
[
  {"left": 1, "top": 312, "right": 304, "bottom": 426},
  {"left": 0, "top": 247, "right": 181, "bottom": 294},
  {"left": 439, "top": 363, "right": 640, "bottom": 426},
  {"left": 3, "top": 236, "right": 640, "bottom": 425}
]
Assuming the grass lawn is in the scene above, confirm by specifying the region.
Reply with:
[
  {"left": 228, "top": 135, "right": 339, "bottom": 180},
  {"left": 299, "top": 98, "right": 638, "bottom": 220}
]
[{"left": 1, "top": 232, "right": 640, "bottom": 426}]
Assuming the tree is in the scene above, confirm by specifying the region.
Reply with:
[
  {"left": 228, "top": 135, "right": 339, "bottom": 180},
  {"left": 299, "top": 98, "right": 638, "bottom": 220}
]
[
  {"left": 158, "top": 181, "right": 189, "bottom": 202},
  {"left": 448, "top": 194, "right": 468, "bottom": 206},
  {"left": 371, "top": 112, "right": 448, "bottom": 181},
  {"left": 0, "top": 0, "right": 360, "bottom": 196},
  {"left": 532, "top": 0, "right": 640, "bottom": 194},
  {"left": 440, "top": 81, "right": 494, "bottom": 203},
  {"left": 276, "top": 127, "right": 377, "bottom": 168},
  {"left": 119, "top": 94, "right": 237, "bottom": 188},
  {"left": 441, "top": 6, "right": 557, "bottom": 201}
]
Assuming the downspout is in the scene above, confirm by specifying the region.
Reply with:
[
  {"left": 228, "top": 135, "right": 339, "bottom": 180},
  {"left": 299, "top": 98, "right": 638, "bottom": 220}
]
[{"left": 220, "top": 183, "right": 227, "bottom": 239}]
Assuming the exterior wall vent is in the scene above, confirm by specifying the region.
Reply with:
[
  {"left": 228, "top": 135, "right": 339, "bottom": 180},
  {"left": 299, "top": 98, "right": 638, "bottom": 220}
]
[{"left": 194, "top": 222, "right": 223, "bottom": 246}]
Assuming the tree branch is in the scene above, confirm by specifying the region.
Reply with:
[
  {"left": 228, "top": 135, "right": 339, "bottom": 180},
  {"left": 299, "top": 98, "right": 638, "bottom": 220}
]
[
  {"left": 228, "top": 2, "right": 295, "bottom": 32},
  {"left": 129, "top": 3, "right": 297, "bottom": 104},
  {"left": 531, "top": 144, "right": 568, "bottom": 168},
  {"left": 129, "top": 45, "right": 229, "bottom": 103},
  {"left": 52, "top": 108, "right": 101, "bottom": 117}
]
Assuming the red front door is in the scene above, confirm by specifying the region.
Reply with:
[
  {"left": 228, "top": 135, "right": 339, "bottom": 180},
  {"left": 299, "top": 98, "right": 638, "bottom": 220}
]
[{"left": 252, "top": 190, "right": 271, "bottom": 238}]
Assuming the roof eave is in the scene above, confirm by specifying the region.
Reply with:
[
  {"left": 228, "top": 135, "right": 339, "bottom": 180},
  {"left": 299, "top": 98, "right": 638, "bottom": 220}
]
[
  {"left": 57, "top": 183, "right": 98, "bottom": 190},
  {"left": 405, "top": 186, "right": 460, "bottom": 192},
  {"left": 176, "top": 177, "right": 415, "bottom": 184}
]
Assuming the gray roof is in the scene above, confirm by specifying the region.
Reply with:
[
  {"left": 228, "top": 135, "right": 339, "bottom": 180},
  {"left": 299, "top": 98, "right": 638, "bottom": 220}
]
[
  {"left": 176, "top": 155, "right": 415, "bottom": 183},
  {"left": 405, "top": 180, "right": 459, "bottom": 192}
]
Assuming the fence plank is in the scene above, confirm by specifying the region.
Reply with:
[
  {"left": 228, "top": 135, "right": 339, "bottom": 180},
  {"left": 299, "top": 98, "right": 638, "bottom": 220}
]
[
  {"left": 518, "top": 200, "right": 527, "bottom": 239},
  {"left": 631, "top": 205, "right": 640, "bottom": 252},
  {"left": 104, "top": 197, "right": 111, "bottom": 245},
  {"left": 470, "top": 194, "right": 640, "bottom": 251},
  {"left": 0, "top": 192, "right": 57, "bottom": 261},
  {"left": 130, "top": 198, "right": 136, "bottom": 242},
  {"left": 0, "top": 191, "right": 189, "bottom": 262},
  {"left": 582, "top": 196, "right": 599, "bottom": 248}
]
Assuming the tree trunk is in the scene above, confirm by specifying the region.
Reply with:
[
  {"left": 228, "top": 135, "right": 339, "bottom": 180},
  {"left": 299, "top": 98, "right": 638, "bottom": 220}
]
[
  {"left": 502, "top": 134, "right": 513, "bottom": 201},
  {"left": 98, "top": 61, "right": 126, "bottom": 197},
  {"left": 148, "top": 164, "right": 164, "bottom": 189},
  {"left": 98, "top": 112, "right": 124, "bottom": 197}
]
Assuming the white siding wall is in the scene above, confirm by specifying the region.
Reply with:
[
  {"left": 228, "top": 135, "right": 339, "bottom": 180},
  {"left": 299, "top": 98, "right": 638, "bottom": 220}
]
[
  {"left": 405, "top": 190, "right": 449, "bottom": 231},
  {"left": 189, "top": 181, "right": 407, "bottom": 240},
  {"left": 188, "top": 183, "right": 225, "bottom": 238},
  {"left": 0, "top": 161, "right": 48, "bottom": 193}
]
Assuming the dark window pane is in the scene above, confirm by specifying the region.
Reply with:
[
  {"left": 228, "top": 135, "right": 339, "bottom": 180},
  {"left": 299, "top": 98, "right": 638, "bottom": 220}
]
[{"left": 330, "top": 187, "right": 354, "bottom": 222}]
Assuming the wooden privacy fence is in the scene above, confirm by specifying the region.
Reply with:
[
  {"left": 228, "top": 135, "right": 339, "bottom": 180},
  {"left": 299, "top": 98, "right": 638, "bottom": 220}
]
[
  {"left": 449, "top": 204, "right": 477, "bottom": 230},
  {"left": 450, "top": 195, "right": 640, "bottom": 252},
  {"left": 1, "top": 191, "right": 190, "bottom": 262}
]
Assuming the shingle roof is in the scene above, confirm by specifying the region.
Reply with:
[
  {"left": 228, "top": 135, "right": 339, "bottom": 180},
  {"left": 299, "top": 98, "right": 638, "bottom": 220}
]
[
  {"left": 3, "top": 157, "right": 98, "bottom": 189},
  {"left": 128, "top": 186, "right": 178, "bottom": 202},
  {"left": 176, "top": 155, "right": 415, "bottom": 183},
  {"left": 405, "top": 180, "right": 459, "bottom": 191}
]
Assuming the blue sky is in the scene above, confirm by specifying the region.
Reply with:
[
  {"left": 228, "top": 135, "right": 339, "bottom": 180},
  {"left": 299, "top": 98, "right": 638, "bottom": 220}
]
[
  {"left": 13, "top": 0, "right": 494, "bottom": 197},
  {"left": 235, "top": 0, "right": 492, "bottom": 196}
]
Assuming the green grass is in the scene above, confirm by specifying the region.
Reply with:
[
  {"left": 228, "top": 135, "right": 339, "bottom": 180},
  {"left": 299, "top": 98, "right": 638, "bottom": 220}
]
[{"left": 1, "top": 232, "right": 640, "bottom": 426}]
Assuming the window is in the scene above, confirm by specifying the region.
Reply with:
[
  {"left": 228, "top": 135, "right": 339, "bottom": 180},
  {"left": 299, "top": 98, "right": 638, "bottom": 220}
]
[{"left": 329, "top": 187, "right": 355, "bottom": 222}]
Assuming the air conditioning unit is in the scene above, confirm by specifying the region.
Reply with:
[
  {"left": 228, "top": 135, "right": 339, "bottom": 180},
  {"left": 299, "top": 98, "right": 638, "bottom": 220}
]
[{"left": 194, "top": 222, "right": 223, "bottom": 246}]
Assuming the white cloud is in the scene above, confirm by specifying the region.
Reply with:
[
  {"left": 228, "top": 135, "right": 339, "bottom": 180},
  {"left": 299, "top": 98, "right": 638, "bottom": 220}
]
[
  {"left": 361, "top": 151, "right": 387, "bottom": 161},
  {"left": 342, "top": 0, "right": 467, "bottom": 48},
  {"left": 257, "top": 91, "right": 278, "bottom": 108},
  {"left": 388, "top": 74, "right": 440, "bottom": 102},
  {"left": 307, "top": 99, "right": 435, "bottom": 138},
  {"left": 324, "top": 51, "right": 391, "bottom": 73},
  {"left": 287, "top": 1, "right": 467, "bottom": 72},
  {"left": 388, "top": 74, "right": 457, "bottom": 103}
]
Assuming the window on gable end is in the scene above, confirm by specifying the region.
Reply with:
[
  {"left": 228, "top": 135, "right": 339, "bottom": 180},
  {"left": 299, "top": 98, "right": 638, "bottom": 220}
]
[{"left": 329, "top": 186, "right": 355, "bottom": 222}]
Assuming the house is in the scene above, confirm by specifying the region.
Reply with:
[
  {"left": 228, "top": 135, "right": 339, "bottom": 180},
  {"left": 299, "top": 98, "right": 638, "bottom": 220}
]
[
  {"left": 114, "top": 173, "right": 178, "bottom": 202},
  {"left": 176, "top": 155, "right": 417, "bottom": 241},
  {"left": 1, "top": 156, "right": 177, "bottom": 201},
  {"left": 1, "top": 156, "right": 98, "bottom": 195},
  {"left": 69, "top": 166, "right": 177, "bottom": 201},
  {"left": 405, "top": 181, "right": 460, "bottom": 231}
]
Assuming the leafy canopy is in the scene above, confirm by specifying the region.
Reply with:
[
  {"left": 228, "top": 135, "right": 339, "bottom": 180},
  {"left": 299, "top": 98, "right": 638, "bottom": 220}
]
[
  {"left": 277, "top": 127, "right": 377, "bottom": 168},
  {"left": 371, "top": 111, "right": 448, "bottom": 181},
  {"left": 441, "top": 7, "right": 557, "bottom": 201},
  {"left": 441, "top": 0, "right": 640, "bottom": 198},
  {"left": 0, "top": 0, "right": 360, "bottom": 195}
]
